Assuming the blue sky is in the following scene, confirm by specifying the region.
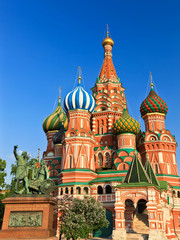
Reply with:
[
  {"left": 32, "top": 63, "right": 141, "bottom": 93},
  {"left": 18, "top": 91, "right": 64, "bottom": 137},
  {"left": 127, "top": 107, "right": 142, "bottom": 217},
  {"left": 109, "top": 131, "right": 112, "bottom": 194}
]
[{"left": 0, "top": 0, "right": 180, "bottom": 183}]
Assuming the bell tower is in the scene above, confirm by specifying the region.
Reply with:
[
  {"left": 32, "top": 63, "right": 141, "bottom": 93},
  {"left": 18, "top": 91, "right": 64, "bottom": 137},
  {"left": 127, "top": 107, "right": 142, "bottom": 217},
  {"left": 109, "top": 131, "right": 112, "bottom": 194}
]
[{"left": 91, "top": 27, "right": 127, "bottom": 168}]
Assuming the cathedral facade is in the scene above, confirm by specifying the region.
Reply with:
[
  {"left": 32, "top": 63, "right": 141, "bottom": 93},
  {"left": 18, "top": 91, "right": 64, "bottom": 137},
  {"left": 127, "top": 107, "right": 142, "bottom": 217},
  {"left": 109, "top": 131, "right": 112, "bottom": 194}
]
[{"left": 42, "top": 32, "right": 180, "bottom": 240}]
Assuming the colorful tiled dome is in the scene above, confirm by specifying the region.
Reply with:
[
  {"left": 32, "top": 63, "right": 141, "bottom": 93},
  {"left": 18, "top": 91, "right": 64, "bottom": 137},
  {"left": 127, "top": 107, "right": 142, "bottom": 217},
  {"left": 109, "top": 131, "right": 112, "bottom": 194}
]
[
  {"left": 63, "top": 81, "right": 95, "bottom": 113},
  {"left": 140, "top": 87, "right": 168, "bottom": 117},
  {"left": 53, "top": 125, "right": 65, "bottom": 144},
  {"left": 112, "top": 109, "right": 140, "bottom": 135},
  {"left": 43, "top": 98, "right": 68, "bottom": 133}
]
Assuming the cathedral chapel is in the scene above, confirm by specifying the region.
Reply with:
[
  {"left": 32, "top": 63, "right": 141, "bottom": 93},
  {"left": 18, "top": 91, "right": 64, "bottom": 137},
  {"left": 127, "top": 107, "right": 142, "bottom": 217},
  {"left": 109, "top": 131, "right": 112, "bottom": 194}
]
[{"left": 42, "top": 31, "right": 180, "bottom": 240}]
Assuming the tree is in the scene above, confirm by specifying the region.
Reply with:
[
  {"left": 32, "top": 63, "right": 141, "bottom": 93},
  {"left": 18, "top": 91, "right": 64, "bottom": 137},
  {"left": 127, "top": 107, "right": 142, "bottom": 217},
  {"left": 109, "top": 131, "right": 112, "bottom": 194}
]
[
  {"left": 0, "top": 158, "right": 7, "bottom": 191},
  {"left": 59, "top": 196, "right": 109, "bottom": 240},
  {"left": 0, "top": 158, "right": 7, "bottom": 229}
]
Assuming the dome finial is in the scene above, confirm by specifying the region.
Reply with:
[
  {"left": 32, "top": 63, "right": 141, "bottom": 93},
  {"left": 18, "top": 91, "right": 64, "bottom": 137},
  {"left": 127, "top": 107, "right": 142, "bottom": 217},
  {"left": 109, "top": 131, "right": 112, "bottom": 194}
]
[
  {"left": 150, "top": 72, "right": 154, "bottom": 89},
  {"left": 78, "top": 66, "right": 81, "bottom": 84},
  {"left": 59, "top": 86, "right": 61, "bottom": 102},
  {"left": 107, "top": 24, "right": 109, "bottom": 37},
  {"left": 102, "top": 25, "right": 114, "bottom": 47}
]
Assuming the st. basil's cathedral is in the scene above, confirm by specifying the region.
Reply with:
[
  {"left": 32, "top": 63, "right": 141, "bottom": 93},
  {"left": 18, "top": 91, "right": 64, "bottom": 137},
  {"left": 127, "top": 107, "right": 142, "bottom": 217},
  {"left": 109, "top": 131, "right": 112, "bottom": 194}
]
[{"left": 42, "top": 31, "right": 180, "bottom": 240}]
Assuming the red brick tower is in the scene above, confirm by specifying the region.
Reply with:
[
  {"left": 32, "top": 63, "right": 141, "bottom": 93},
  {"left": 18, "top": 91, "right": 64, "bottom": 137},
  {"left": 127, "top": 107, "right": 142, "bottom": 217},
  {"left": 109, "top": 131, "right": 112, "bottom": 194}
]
[
  {"left": 60, "top": 70, "right": 96, "bottom": 185},
  {"left": 91, "top": 29, "right": 127, "bottom": 169},
  {"left": 137, "top": 75, "right": 179, "bottom": 187}
]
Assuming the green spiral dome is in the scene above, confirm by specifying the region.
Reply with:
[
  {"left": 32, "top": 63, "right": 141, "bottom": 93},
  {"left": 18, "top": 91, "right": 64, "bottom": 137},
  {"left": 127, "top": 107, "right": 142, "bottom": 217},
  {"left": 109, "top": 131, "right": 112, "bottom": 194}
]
[
  {"left": 112, "top": 109, "right": 140, "bottom": 135},
  {"left": 43, "top": 98, "right": 68, "bottom": 133}
]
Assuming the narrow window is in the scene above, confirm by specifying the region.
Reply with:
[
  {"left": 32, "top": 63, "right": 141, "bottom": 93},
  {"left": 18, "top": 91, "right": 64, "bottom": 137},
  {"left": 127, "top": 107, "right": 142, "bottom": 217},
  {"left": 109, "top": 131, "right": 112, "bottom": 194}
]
[
  {"left": 178, "top": 191, "right": 180, "bottom": 198},
  {"left": 97, "top": 186, "right": 103, "bottom": 194},
  {"left": 70, "top": 187, "right": 73, "bottom": 195},
  {"left": 167, "top": 163, "right": 171, "bottom": 174},
  {"left": 155, "top": 164, "right": 158, "bottom": 174},
  {"left": 152, "top": 122, "right": 154, "bottom": 131},
  {"left": 123, "top": 164, "right": 126, "bottom": 170},
  {"left": 65, "top": 187, "right": 68, "bottom": 194},
  {"left": 98, "top": 153, "right": 103, "bottom": 167},
  {"left": 105, "top": 185, "right": 112, "bottom": 194},
  {"left": 76, "top": 187, "right": 81, "bottom": 195},
  {"left": 81, "top": 155, "right": 84, "bottom": 168},
  {"left": 84, "top": 187, "right": 88, "bottom": 195},
  {"left": 81, "top": 119, "right": 83, "bottom": 128},
  {"left": 101, "top": 127, "right": 103, "bottom": 135}
]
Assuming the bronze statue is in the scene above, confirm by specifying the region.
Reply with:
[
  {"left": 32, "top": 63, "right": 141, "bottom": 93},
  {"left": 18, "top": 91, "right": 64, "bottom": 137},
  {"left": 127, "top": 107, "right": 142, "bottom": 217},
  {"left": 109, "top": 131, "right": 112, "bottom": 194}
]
[
  {"left": 13, "top": 145, "right": 55, "bottom": 195},
  {"left": 13, "top": 145, "right": 30, "bottom": 194}
]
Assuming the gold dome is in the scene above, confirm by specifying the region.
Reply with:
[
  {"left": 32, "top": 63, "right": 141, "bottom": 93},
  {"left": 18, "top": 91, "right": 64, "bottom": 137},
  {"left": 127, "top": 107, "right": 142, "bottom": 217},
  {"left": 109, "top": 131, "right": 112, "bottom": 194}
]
[{"left": 102, "top": 36, "right": 114, "bottom": 47}]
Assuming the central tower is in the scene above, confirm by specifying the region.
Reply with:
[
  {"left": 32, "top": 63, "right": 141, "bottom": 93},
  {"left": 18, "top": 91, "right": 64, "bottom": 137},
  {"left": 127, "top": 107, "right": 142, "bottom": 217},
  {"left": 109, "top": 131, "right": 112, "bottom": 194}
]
[{"left": 91, "top": 29, "right": 127, "bottom": 169}]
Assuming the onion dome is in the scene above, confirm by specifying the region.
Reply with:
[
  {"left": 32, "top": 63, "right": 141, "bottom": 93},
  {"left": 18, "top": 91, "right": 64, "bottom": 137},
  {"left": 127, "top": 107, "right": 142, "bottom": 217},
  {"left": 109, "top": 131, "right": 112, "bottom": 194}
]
[
  {"left": 63, "top": 71, "right": 95, "bottom": 113},
  {"left": 102, "top": 26, "right": 114, "bottom": 47},
  {"left": 112, "top": 109, "right": 140, "bottom": 135},
  {"left": 53, "top": 125, "right": 64, "bottom": 144},
  {"left": 140, "top": 84, "right": 168, "bottom": 117},
  {"left": 43, "top": 97, "right": 68, "bottom": 133}
]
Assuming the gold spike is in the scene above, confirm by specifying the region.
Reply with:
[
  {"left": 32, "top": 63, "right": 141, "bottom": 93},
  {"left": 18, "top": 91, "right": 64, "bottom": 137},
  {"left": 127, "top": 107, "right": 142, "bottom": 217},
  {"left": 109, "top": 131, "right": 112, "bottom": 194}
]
[
  {"left": 37, "top": 148, "right": 40, "bottom": 162},
  {"left": 78, "top": 66, "right": 81, "bottom": 84},
  {"left": 107, "top": 24, "right": 109, "bottom": 37},
  {"left": 59, "top": 86, "right": 61, "bottom": 102},
  {"left": 150, "top": 72, "right": 154, "bottom": 89}
]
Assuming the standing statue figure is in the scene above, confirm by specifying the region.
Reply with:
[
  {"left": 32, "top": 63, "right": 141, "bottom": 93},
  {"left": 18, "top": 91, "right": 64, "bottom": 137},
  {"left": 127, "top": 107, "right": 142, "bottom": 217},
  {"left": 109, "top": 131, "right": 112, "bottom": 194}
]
[
  {"left": 13, "top": 145, "right": 30, "bottom": 194},
  {"left": 37, "top": 158, "right": 49, "bottom": 181}
]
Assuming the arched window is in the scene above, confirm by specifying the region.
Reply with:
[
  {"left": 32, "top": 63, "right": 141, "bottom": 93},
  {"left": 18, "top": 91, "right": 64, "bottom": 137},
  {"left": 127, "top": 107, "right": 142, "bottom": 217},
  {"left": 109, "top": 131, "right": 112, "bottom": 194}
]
[
  {"left": 84, "top": 187, "right": 89, "bottom": 195},
  {"left": 98, "top": 153, "right": 103, "bottom": 167},
  {"left": 123, "top": 164, "right": 126, "bottom": 170},
  {"left": 60, "top": 188, "right": 63, "bottom": 195},
  {"left": 105, "top": 185, "right": 112, "bottom": 194},
  {"left": 105, "top": 152, "right": 110, "bottom": 162},
  {"left": 76, "top": 187, "right": 81, "bottom": 195},
  {"left": 70, "top": 187, "right": 73, "bottom": 195},
  {"left": 97, "top": 186, "right": 103, "bottom": 194},
  {"left": 65, "top": 187, "right": 69, "bottom": 194},
  {"left": 178, "top": 191, "right": 180, "bottom": 198},
  {"left": 101, "top": 127, "right": 104, "bottom": 135}
]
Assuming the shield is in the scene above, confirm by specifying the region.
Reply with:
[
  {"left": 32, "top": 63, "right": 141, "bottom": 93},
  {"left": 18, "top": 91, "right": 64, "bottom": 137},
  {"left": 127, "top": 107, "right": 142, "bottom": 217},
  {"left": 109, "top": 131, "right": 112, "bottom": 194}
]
[{"left": 40, "top": 179, "right": 55, "bottom": 195}]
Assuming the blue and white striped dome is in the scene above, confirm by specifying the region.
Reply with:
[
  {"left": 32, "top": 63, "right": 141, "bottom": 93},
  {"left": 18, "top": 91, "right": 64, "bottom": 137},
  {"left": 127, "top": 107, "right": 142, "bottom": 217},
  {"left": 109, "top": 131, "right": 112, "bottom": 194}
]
[{"left": 63, "top": 82, "right": 95, "bottom": 113}]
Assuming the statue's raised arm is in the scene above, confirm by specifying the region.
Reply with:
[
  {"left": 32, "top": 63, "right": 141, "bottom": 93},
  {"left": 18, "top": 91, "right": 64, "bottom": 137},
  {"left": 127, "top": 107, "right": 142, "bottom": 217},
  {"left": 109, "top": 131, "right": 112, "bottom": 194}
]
[{"left": 13, "top": 145, "right": 19, "bottom": 161}]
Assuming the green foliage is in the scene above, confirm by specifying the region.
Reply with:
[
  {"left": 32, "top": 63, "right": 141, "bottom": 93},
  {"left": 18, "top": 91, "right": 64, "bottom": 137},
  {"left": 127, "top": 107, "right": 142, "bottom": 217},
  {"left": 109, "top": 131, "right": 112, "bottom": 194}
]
[
  {"left": 0, "top": 158, "right": 8, "bottom": 229},
  {"left": 60, "top": 196, "right": 109, "bottom": 240},
  {"left": 0, "top": 159, "right": 7, "bottom": 191}
]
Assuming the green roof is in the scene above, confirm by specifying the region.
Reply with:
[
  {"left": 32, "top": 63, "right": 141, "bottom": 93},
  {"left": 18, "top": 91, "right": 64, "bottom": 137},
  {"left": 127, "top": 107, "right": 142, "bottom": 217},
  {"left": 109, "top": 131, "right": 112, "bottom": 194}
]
[
  {"left": 117, "top": 182, "right": 153, "bottom": 188},
  {"left": 145, "top": 160, "right": 160, "bottom": 186},
  {"left": 124, "top": 154, "right": 151, "bottom": 184},
  {"left": 96, "top": 170, "right": 128, "bottom": 174},
  {"left": 89, "top": 176, "right": 124, "bottom": 183},
  {"left": 58, "top": 182, "right": 89, "bottom": 186}
]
